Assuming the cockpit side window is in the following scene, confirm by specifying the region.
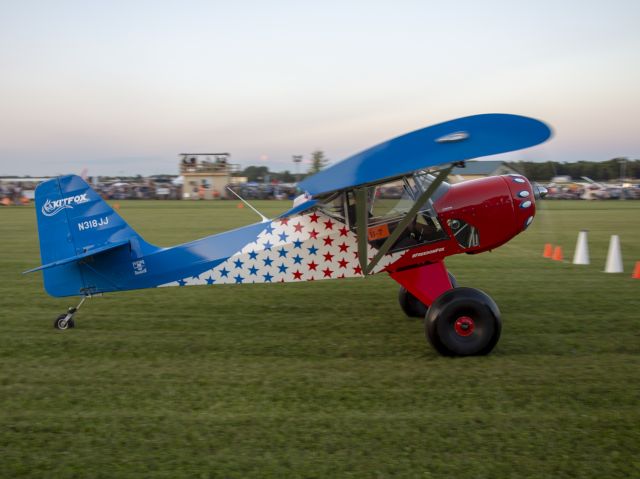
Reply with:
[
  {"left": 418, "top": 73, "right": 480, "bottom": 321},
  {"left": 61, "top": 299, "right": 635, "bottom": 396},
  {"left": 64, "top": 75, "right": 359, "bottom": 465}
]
[
  {"left": 315, "top": 171, "right": 451, "bottom": 253},
  {"left": 342, "top": 173, "right": 450, "bottom": 252},
  {"left": 316, "top": 191, "right": 346, "bottom": 222},
  {"left": 368, "top": 182, "right": 415, "bottom": 224},
  {"left": 365, "top": 174, "right": 449, "bottom": 224}
]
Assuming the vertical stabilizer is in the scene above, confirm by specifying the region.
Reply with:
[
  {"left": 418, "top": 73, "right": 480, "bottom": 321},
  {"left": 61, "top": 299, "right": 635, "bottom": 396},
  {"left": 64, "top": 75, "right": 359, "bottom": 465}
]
[{"left": 33, "top": 175, "right": 153, "bottom": 296}]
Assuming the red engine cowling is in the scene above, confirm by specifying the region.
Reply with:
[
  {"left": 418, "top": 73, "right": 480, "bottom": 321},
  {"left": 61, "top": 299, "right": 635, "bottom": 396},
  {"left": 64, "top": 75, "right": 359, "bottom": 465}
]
[
  {"left": 387, "top": 174, "right": 537, "bottom": 273},
  {"left": 434, "top": 174, "right": 536, "bottom": 254}
]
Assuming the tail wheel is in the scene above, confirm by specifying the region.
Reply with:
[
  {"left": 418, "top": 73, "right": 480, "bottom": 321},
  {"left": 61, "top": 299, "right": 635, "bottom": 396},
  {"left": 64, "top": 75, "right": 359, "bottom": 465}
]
[
  {"left": 398, "top": 272, "right": 458, "bottom": 318},
  {"left": 425, "top": 287, "right": 501, "bottom": 356},
  {"left": 54, "top": 314, "right": 75, "bottom": 330}
]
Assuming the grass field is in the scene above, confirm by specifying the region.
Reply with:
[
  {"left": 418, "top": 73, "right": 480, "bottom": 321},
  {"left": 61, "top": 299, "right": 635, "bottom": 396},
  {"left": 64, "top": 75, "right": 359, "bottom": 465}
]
[{"left": 1, "top": 200, "right": 639, "bottom": 478}]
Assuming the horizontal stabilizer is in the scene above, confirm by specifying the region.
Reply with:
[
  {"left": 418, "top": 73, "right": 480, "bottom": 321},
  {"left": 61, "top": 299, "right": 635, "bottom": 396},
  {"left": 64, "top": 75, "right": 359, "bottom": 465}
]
[{"left": 24, "top": 239, "right": 131, "bottom": 274}]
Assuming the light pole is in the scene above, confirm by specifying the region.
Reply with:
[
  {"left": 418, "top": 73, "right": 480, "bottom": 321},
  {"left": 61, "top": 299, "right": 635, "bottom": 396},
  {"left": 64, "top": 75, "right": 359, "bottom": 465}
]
[{"left": 292, "top": 155, "right": 303, "bottom": 183}]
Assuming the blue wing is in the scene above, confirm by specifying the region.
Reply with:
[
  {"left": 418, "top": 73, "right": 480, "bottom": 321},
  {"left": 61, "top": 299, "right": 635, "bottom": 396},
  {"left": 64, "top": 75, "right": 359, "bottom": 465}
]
[{"left": 298, "top": 113, "right": 552, "bottom": 196}]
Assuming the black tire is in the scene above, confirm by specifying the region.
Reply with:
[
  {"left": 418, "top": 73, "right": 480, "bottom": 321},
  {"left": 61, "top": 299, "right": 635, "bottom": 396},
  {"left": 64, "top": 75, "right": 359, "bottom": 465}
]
[
  {"left": 54, "top": 315, "right": 75, "bottom": 330},
  {"left": 425, "top": 287, "right": 501, "bottom": 356},
  {"left": 398, "top": 272, "right": 458, "bottom": 318},
  {"left": 398, "top": 287, "right": 428, "bottom": 318}
]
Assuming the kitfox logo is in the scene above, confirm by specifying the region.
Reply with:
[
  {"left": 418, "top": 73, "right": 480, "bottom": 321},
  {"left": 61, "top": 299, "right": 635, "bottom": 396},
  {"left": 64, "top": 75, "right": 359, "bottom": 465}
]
[{"left": 41, "top": 194, "right": 89, "bottom": 217}]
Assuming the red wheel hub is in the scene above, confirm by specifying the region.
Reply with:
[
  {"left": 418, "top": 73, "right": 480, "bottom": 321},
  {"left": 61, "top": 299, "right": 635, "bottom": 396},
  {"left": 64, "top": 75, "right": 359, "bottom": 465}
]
[{"left": 454, "top": 316, "right": 475, "bottom": 337}]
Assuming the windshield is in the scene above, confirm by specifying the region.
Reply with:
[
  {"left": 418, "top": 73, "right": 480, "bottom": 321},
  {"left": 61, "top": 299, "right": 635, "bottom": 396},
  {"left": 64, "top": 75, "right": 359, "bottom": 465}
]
[
  {"left": 367, "top": 173, "right": 450, "bottom": 225},
  {"left": 412, "top": 171, "right": 451, "bottom": 203}
]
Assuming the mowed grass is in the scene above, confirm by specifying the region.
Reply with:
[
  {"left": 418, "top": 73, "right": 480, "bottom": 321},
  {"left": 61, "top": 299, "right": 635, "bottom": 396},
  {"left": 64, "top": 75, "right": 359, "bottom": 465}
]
[{"left": 1, "top": 200, "right": 639, "bottom": 478}]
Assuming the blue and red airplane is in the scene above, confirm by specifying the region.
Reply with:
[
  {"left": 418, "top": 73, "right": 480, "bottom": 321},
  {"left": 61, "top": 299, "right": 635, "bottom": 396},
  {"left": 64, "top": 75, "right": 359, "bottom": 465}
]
[{"left": 26, "top": 113, "right": 551, "bottom": 356}]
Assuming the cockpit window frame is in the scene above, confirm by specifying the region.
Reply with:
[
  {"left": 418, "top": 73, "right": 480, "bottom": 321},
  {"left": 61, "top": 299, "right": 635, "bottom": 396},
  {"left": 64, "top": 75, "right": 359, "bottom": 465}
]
[
  {"left": 314, "top": 170, "right": 452, "bottom": 245},
  {"left": 315, "top": 191, "right": 348, "bottom": 223}
]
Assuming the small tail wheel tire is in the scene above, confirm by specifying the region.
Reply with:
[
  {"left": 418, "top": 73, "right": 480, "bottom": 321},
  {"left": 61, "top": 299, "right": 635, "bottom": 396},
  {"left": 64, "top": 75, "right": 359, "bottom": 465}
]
[
  {"left": 54, "top": 314, "right": 75, "bottom": 330},
  {"left": 398, "top": 287, "right": 428, "bottom": 318},
  {"left": 425, "top": 287, "right": 501, "bottom": 356},
  {"left": 398, "top": 272, "right": 458, "bottom": 318}
]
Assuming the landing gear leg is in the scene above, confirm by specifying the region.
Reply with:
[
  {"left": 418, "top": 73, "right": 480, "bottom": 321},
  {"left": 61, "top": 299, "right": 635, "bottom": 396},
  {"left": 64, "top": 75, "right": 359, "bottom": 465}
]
[
  {"left": 54, "top": 296, "right": 87, "bottom": 330},
  {"left": 390, "top": 261, "right": 453, "bottom": 316},
  {"left": 391, "top": 261, "right": 501, "bottom": 356},
  {"left": 398, "top": 272, "right": 457, "bottom": 318}
]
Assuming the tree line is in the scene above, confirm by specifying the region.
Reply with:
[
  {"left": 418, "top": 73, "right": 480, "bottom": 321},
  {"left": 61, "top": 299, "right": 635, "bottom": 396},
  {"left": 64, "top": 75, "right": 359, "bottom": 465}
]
[
  {"left": 237, "top": 150, "right": 329, "bottom": 182},
  {"left": 507, "top": 158, "right": 639, "bottom": 182},
  {"left": 238, "top": 154, "right": 639, "bottom": 184}
]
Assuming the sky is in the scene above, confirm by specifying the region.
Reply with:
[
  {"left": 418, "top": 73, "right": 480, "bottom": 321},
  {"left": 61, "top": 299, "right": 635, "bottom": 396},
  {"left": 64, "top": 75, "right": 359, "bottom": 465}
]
[{"left": 1, "top": 0, "right": 639, "bottom": 176}]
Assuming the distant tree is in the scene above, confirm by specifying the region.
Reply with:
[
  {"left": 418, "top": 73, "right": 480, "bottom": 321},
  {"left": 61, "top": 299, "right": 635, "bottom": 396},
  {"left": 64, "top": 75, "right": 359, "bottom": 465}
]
[
  {"left": 238, "top": 166, "right": 302, "bottom": 183},
  {"left": 278, "top": 170, "right": 296, "bottom": 183},
  {"left": 241, "top": 166, "right": 270, "bottom": 182},
  {"left": 308, "top": 150, "right": 329, "bottom": 174},
  {"left": 626, "top": 159, "right": 640, "bottom": 178},
  {"left": 601, "top": 158, "right": 622, "bottom": 181},
  {"left": 238, "top": 158, "right": 640, "bottom": 184}
]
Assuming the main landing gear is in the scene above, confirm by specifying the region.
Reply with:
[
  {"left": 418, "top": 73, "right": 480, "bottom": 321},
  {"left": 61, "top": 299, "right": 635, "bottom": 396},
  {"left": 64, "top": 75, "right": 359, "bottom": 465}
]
[
  {"left": 425, "top": 287, "right": 501, "bottom": 356},
  {"left": 394, "top": 264, "right": 501, "bottom": 356},
  {"left": 54, "top": 296, "right": 87, "bottom": 330},
  {"left": 398, "top": 273, "right": 457, "bottom": 318}
]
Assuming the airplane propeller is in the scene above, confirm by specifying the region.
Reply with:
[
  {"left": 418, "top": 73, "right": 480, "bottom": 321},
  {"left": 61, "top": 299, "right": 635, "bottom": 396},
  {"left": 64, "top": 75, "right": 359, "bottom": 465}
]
[{"left": 533, "top": 183, "right": 548, "bottom": 200}]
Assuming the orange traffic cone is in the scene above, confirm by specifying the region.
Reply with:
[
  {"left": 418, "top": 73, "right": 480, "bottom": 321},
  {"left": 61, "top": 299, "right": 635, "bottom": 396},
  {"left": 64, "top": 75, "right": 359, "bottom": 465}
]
[
  {"left": 552, "top": 246, "right": 563, "bottom": 261},
  {"left": 237, "top": 202, "right": 244, "bottom": 209},
  {"left": 632, "top": 261, "right": 640, "bottom": 279},
  {"left": 543, "top": 243, "right": 553, "bottom": 258},
  {"left": 114, "top": 202, "right": 120, "bottom": 211}
]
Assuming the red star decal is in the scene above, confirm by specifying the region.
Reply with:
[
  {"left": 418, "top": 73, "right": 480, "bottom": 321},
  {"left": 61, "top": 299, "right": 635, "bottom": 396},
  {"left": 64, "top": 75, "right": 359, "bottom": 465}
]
[
  {"left": 309, "top": 212, "right": 319, "bottom": 223},
  {"left": 323, "top": 219, "right": 334, "bottom": 230},
  {"left": 293, "top": 222, "right": 303, "bottom": 233},
  {"left": 338, "top": 258, "right": 349, "bottom": 269},
  {"left": 279, "top": 217, "right": 289, "bottom": 225},
  {"left": 338, "top": 273, "right": 346, "bottom": 279},
  {"left": 338, "top": 242, "right": 349, "bottom": 252},
  {"left": 323, "top": 236, "right": 334, "bottom": 246},
  {"left": 323, "top": 252, "right": 334, "bottom": 262},
  {"left": 353, "top": 265, "right": 362, "bottom": 275},
  {"left": 322, "top": 267, "right": 333, "bottom": 278},
  {"left": 339, "top": 226, "right": 349, "bottom": 237},
  {"left": 308, "top": 261, "right": 318, "bottom": 271},
  {"left": 293, "top": 270, "right": 303, "bottom": 280},
  {"left": 309, "top": 229, "right": 319, "bottom": 239},
  {"left": 353, "top": 251, "right": 359, "bottom": 259}
]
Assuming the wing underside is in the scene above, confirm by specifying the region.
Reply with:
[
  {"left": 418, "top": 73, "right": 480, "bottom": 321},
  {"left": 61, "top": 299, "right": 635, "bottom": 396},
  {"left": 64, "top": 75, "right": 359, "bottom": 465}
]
[{"left": 298, "top": 113, "right": 552, "bottom": 196}]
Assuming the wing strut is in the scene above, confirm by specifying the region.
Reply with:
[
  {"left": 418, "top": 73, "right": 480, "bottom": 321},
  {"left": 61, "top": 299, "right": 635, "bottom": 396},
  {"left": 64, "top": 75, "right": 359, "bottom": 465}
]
[
  {"left": 356, "top": 165, "right": 454, "bottom": 276},
  {"left": 355, "top": 187, "right": 369, "bottom": 272}
]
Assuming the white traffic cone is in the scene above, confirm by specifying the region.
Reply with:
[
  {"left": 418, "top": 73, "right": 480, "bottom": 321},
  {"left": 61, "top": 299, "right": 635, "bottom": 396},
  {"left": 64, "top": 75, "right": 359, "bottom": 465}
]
[
  {"left": 572, "top": 230, "right": 590, "bottom": 265},
  {"left": 604, "top": 235, "right": 623, "bottom": 273}
]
